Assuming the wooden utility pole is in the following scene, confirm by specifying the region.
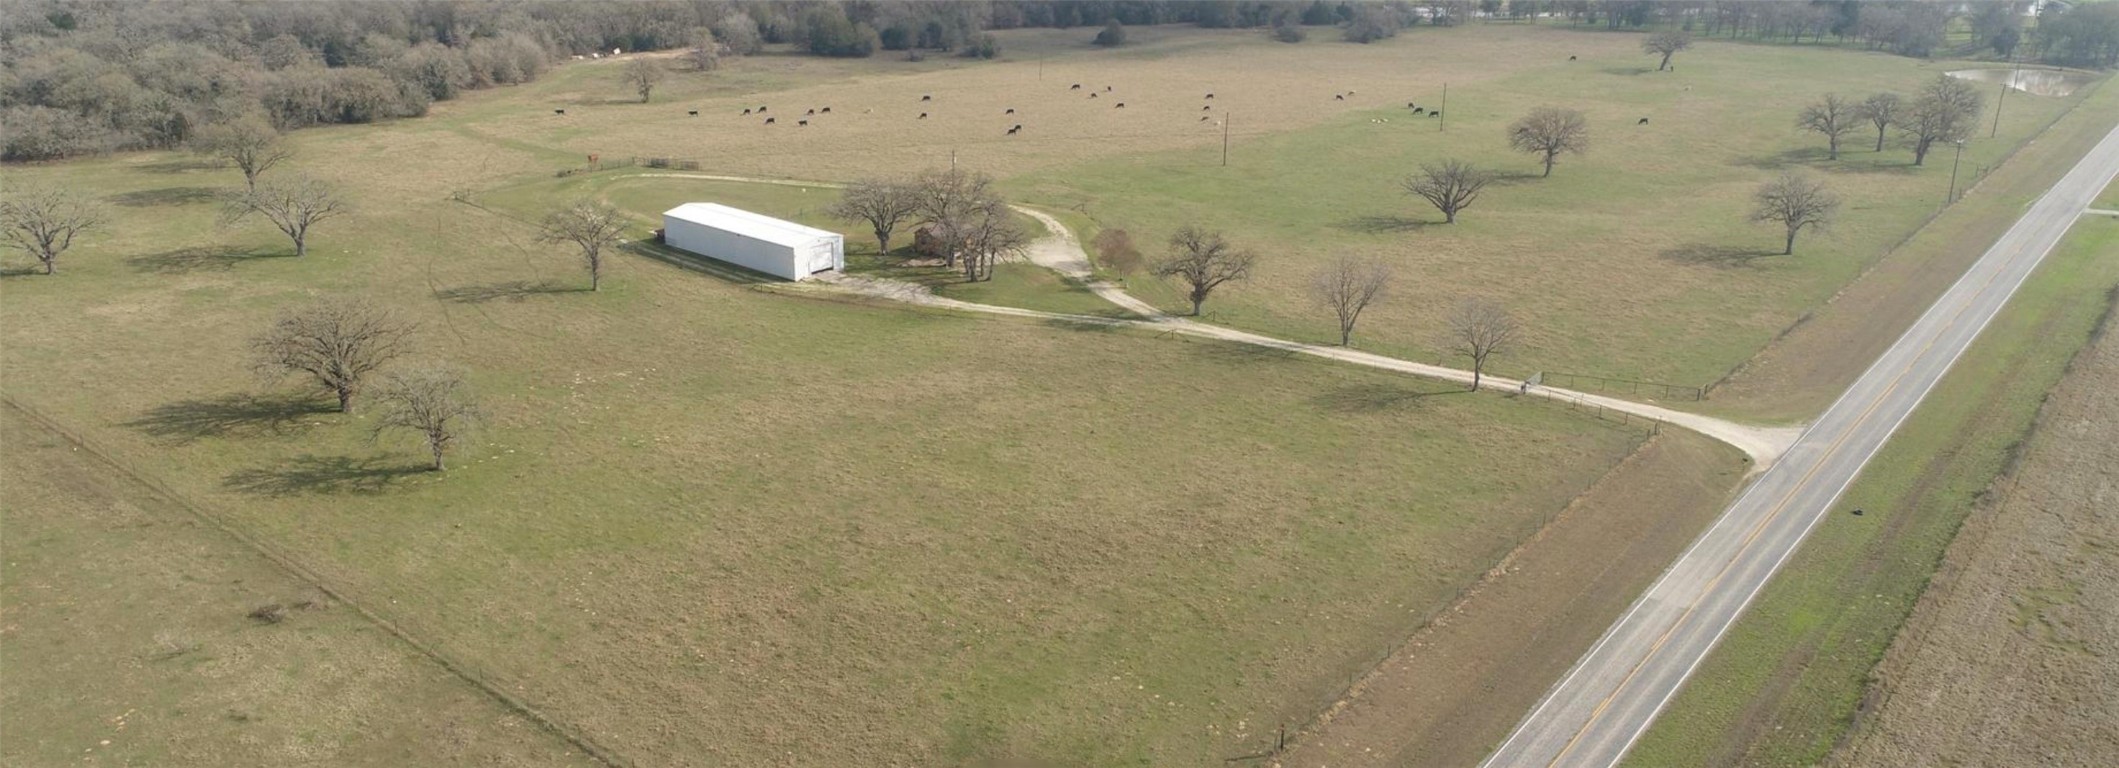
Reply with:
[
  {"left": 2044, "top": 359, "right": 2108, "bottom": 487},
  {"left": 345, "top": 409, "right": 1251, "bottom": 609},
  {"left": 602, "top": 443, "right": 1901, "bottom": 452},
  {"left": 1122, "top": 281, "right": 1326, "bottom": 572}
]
[
  {"left": 1222, "top": 113, "right": 1231, "bottom": 167},
  {"left": 1439, "top": 83, "right": 1448, "bottom": 132}
]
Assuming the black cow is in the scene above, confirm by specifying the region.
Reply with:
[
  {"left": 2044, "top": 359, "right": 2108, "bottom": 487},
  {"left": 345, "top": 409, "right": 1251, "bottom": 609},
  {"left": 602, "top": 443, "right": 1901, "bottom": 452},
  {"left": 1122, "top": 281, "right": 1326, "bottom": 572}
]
[
  {"left": 554, "top": 109, "right": 566, "bottom": 115},
  {"left": 1070, "top": 83, "right": 1082, "bottom": 90},
  {"left": 1115, "top": 102, "right": 1126, "bottom": 109},
  {"left": 765, "top": 117, "right": 776, "bottom": 124},
  {"left": 743, "top": 108, "right": 752, "bottom": 115},
  {"left": 1430, "top": 111, "right": 1441, "bottom": 118},
  {"left": 1104, "top": 85, "right": 1112, "bottom": 92},
  {"left": 1007, "top": 125, "right": 1021, "bottom": 135},
  {"left": 1637, "top": 117, "right": 1649, "bottom": 125},
  {"left": 1205, "top": 93, "right": 1215, "bottom": 99},
  {"left": 921, "top": 94, "right": 932, "bottom": 101},
  {"left": 1569, "top": 55, "right": 1578, "bottom": 61},
  {"left": 1200, "top": 116, "right": 1211, "bottom": 122},
  {"left": 919, "top": 112, "right": 928, "bottom": 119},
  {"left": 758, "top": 106, "right": 767, "bottom": 112},
  {"left": 688, "top": 110, "right": 698, "bottom": 116},
  {"left": 821, "top": 107, "right": 832, "bottom": 113},
  {"left": 1203, "top": 105, "right": 1212, "bottom": 111},
  {"left": 1335, "top": 94, "right": 1345, "bottom": 101},
  {"left": 1005, "top": 108, "right": 1015, "bottom": 114},
  {"left": 1088, "top": 92, "right": 1098, "bottom": 99},
  {"left": 1415, "top": 107, "right": 1426, "bottom": 114},
  {"left": 799, "top": 119, "right": 809, "bottom": 126}
]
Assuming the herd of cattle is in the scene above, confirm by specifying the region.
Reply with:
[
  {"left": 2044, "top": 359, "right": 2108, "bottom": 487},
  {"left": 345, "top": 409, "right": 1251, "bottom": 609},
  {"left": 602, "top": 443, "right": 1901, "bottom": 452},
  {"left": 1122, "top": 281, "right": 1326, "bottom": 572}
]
[{"left": 543, "top": 55, "right": 1680, "bottom": 134}]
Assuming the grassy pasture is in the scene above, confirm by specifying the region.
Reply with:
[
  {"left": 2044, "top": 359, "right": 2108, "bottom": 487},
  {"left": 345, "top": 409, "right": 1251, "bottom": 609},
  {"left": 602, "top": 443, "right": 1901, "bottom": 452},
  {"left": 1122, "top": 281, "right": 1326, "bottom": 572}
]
[
  {"left": 0, "top": 403, "right": 600, "bottom": 767},
  {"left": 1007, "top": 38, "right": 2101, "bottom": 391},
  {"left": 0, "top": 70, "right": 1648, "bottom": 766}
]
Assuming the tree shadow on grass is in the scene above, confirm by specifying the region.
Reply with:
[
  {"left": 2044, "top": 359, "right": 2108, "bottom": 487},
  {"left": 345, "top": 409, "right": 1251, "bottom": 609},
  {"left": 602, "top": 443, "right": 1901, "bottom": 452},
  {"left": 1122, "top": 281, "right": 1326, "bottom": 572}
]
[
  {"left": 223, "top": 454, "right": 427, "bottom": 497},
  {"left": 127, "top": 246, "right": 288, "bottom": 274},
  {"left": 1488, "top": 170, "right": 1547, "bottom": 187},
  {"left": 1661, "top": 243, "right": 1783, "bottom": 268},
  {"left": 1311, "top": 382, "right": 1460, "bottom": 413},
  {"left": 135, "top": 157, "right": 222, "bottom": 174},
  {"left": 0, "top": 265, "right": 42, "bottom": 278},
  {"left": 125, "top": 392, "right": 333, "bottom": 445},
  {"left": 107, "top": 186, "right": 224, "bottom": 208},
  {"left": 1335, "top": 215, "right": 1437, "bottom": 234},
  {"left": 433, "top": 280, "right": 582, "bottom": 304},
  {"left": 1602, "top": 66, "right": 1658, "bottom": 76}
]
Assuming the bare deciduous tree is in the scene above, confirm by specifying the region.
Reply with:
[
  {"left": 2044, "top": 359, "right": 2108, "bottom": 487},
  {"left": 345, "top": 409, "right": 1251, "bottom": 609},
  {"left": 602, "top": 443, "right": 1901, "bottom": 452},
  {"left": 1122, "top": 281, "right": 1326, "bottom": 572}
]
[
  {"left": 1447, "top": 298, "right": 1520, "bottom": 391},
  {"left": 1751, "top": 172, "right": 1840, "bottom": 255},
  {"left": 953, "top": 199, "right": 1031, "bottom": 282},
  {"left": 1643, "top": 30, "right": 1692, "bottom": 71},
  {"left": 252, "top": 298, "right": 415, "bottom": 413},
  {"left": 226, "top": 175, "right": 347, "bottom": 257},
  {"left": 193, "top": 116, "right": 290, "bottom": 192},
  {"left": 1508, "top": 107, "right": 1590, "bottom": 178},
  {"left": 910, "top": 168, "right": 1000, "bottom": 269},
  {"left": 1153, "top": 225, "right": 1255, "bottom": 316},
  {"left": 1402, "top": 160, "right": 1496, "bottom": 224},
  {"left": 1310, "top": 256, "right": 1392, "bottom": 346},
  {"left": 372, "top": 364, "right": 481, "bottom": 471},
  {"left": 538, "top": 199, "right": 626, "bottom": 291},
  {"left": 1855, "top": 92, "right": 1900, "bottom": 153},
  {"left": 624, "top": 57, "right": 666, "bottom": 103},
  {"left": 689, "top": 29, "right": 721, "bottom": 71},
  {"left": 1797, "top": 93, "right": 1856, "bottom": 160},
  {"left": 1901, "top": 76, "right": 1983, "bottom": 166},
  {"left": 827, "top": 179, "right": 919, "bottom": 255},
  {"left": 0, "top": 186, "right": 104, "bottom": 275}
]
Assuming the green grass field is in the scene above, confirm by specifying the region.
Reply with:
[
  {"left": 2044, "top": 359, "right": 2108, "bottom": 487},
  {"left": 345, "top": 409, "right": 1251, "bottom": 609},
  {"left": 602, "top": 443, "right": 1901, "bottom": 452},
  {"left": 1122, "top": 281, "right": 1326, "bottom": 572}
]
[
  {"left": 0, "top": 72, "right": 1651, "bottom": 762},
  {"left": 1007, "top": 41, "right": 2098, "bottom": 389},
  {"left": 5, "top": 21, "right": 2104, "bottom": 766},
  {"left": 1620, "top": 213, "right": 2119, "bottom": 767}
]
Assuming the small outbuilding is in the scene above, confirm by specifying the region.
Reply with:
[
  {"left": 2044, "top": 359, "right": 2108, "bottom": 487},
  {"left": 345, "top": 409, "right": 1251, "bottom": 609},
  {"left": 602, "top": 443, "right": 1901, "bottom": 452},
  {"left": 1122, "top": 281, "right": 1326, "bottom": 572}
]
[{"left": 661, "top": 203, "right": 844, "bottom": 281}]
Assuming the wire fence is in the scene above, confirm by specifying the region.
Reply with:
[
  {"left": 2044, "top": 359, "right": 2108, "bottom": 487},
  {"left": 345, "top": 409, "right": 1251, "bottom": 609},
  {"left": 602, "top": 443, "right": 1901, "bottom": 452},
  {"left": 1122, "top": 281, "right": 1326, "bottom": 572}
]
[{"left": 1541, "top": 370, "right": 1705, "bottom": 402}]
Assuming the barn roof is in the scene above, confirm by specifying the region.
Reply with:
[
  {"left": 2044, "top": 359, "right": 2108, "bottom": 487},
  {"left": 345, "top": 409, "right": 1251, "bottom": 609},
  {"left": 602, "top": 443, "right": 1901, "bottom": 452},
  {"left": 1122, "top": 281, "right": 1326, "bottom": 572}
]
[{"left": 663, "top": 203, "right": 842, "bottom": 249}]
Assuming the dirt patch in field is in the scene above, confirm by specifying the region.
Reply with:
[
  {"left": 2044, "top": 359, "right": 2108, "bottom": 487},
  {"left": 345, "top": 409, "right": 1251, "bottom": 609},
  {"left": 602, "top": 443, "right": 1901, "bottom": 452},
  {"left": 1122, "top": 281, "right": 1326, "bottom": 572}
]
[
  {"left": 1830, "top": 295, "right": 2119, "bottom": 767},
  {"left": 1278, "top": 429, "right": 1748, "bottom": 768}
]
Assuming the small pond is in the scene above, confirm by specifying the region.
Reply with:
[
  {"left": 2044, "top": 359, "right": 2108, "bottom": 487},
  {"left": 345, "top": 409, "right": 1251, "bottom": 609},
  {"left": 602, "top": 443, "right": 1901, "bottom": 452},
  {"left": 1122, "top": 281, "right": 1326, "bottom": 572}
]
[{"left": 1945, "top": 68, "right": 2098, "bottom": 97}]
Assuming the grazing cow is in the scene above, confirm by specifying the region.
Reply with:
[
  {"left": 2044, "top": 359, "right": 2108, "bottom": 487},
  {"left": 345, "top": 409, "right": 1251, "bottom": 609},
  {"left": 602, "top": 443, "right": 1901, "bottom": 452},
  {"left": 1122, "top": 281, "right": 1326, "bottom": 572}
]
[
  {"left": 1007, "top": 125, "right": 1021, "bottom": 135},
  {"left": 1115, "top": 102, "right": 1126, "bottom": 109},
  {"left": 743, "top": 108, "right": 752, "bottom": 115},
  {"left": 1005, "top": 108, "right": 1015, "bottom": 114},
  {"left": 799, "top": 119, "right": 809, "bottom": 126},
  {"left": 765, "top": 117, "right": 776, "bottom": 124},
  {"left": 919, "top": 112, "right": 928, "bottom": 119},
  {"left": 688, "top": 110, "right": 698, "bottom": 116},
  {"left": 1205, "top": 93, "right": 1215, "bottom": 99},
  {"left": 1415, "top": 107, "right": 1426, "bottom": 114},
  {"left": 1569, "top": 55, "right": 1578, "bottom": 61},
  {"left": 554, "top": 109, "right": 566, "bottom": 115},
  {"left": 1335, "top": 94, "right": 1345, "bottom": 101},
  {"left": 921, "top": 94, "right": 932, "bottom": 101},
  {"left": 1071, "top": 84, "right": 1082, "bottom": 90},
  {"left": 1407, "top": 102, "right": 1416, "bottom": 109},
  {"left": 806, "top": 108, "right": 815, "bottom": 115},
  {"left": 1104, "top": 86, "right": 1112, "bottom": 92},
  {"left": 1089, "top": 92, "right": 1098, "bottom": 99},
  {"left": 1637, "top": 117, "right": 1649, "bottom": 125},
  {"left": 758, "top": 106, "right": 767, "bottom": 113},
  {"left": 821, "top": 107, "right": 832, "bottom": 113},
  {"left": 1430, "top": 111, "right": 1441, "bottom": 118},
  {"left": 1201, "top": 116, "right": 1211, "bottom": 122},
  {"left": 1203, "top": 105, "right": 1212, "bottom": 111}
]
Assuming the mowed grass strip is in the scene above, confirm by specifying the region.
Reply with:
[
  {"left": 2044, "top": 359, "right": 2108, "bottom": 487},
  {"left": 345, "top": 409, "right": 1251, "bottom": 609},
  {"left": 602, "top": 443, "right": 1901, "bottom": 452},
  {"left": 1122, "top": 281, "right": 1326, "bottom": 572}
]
[
  {"left": 1618, "top": 215, "right": 2119, "bottom": 767},
  {"left": 0, "top": 115, "right": 1645, "bottom": 765},
  {"left": 1007, "top": 38, "right": 2097, "bottom": 390},
  {"left": 0, "top": 403, "right": 599, "bottom": 767}
]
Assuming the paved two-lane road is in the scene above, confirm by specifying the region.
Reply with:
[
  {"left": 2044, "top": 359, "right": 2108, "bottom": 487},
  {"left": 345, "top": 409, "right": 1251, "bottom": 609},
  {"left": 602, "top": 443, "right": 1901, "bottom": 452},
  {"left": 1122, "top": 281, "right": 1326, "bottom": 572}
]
[{"left": 1482, "top": 121, "right": 2119, "bottom": 768}]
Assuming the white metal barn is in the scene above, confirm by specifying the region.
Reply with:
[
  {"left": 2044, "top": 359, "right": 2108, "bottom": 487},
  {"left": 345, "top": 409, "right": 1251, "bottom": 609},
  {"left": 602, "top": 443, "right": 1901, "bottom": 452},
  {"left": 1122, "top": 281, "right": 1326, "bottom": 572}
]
[{"left": 661, "top": 203, "right": 845, "bottom": 281}]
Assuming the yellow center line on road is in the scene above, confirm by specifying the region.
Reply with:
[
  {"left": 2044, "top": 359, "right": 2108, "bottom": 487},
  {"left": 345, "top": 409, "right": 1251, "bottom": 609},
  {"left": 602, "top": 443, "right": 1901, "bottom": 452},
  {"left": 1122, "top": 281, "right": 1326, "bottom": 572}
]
[{"left": 1540, "top": 237, "right": 2031, "bottom": 768}]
